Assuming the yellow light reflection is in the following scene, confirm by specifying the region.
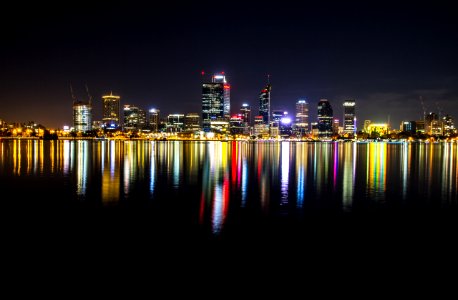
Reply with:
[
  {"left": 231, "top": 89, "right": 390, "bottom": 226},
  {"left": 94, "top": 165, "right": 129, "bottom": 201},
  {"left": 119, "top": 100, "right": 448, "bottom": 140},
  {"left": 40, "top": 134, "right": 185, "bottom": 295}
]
[
  {"left": 101, "top": 140, "right": 120, "bottom": 204},
  {"left": 50, "top": 140, "right": 56, "bottom": 174},
  {"left": 39, "top": 140, "right": 43, "bottom": 174},
  {"left": 27, "top": 140, "right": 32, "bottom": 174},
  {"left": 367, "top": 142, "right": 387, "bottom": 201},
  {"left": 280, "top": 141, "right": 289, "bottom": 205},
  {"left": 342, "top": 142, "right": 355, "bottom": 211},
  {"left": 76, "top": 141, "right": 88, "bottom": 196}
]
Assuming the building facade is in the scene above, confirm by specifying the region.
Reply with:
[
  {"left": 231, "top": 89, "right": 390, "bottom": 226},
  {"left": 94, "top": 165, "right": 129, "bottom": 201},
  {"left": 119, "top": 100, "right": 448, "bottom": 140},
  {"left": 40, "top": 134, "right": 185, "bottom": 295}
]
[
  {"left": 401, "top": 121, "right": 416, "bottom": 134},
  {"left": 73, "top": 101, "right": 92, "bottom": 132},
  {"left": 166, "top": 114, "right": 185, "bottom": 132},
  {"left": 240, "top": 103, "right": 251, "bottom": 126},
  {"left": 102, "top": 92, "right": 121, "bottom": 129},
  {"left": 295, "top": 99, "right": 309, "bottom": 134},
  {"left": 148, "top": 109, "right": 160, "bottom": 132},
  {"left": 184, "top": 113, "right": 201, "bottom": 132},
  {"left": 343, "top": 99, "right": 356, "bottom": 135},
  {"left": 317, "top": 99, "right": 333, "bottom": 138},
  {"left": 123, "top": 105, "right": 146, "bottom": 131},
  {"left": 202, "top": 73, "right": 230, "bottom": 130},
  {"left": 259, "top": 83, "right": 271, "bottom": 125}
]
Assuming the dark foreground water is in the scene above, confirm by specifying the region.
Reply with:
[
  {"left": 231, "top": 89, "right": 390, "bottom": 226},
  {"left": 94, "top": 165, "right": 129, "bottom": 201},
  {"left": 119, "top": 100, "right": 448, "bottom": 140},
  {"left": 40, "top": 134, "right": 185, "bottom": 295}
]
[{"left": 1, "top": 139, "right": 457, "bottom": 254}]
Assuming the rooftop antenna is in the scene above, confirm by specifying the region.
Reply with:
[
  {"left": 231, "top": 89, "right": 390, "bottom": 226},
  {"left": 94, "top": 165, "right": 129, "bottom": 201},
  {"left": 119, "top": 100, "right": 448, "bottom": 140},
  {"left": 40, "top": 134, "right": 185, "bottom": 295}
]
[
  {"left": 267, "top": 74, "right": 271, "bottom": 84},
  {"left": 201, "top": 70, "right": 205, "bottom": 83},
  {"left": 85, "top": 83, "right": 92, "bottom": 105}
]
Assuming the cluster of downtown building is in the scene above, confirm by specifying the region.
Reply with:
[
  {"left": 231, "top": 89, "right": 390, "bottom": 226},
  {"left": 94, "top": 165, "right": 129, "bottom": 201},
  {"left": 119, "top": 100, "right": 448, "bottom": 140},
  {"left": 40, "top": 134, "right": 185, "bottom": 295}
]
[
  {"left": 69, "top": 72, "right": 456, "bottom": 140},
  {"left": 70, "top": 73, "right": 357, "bottom": 140}
]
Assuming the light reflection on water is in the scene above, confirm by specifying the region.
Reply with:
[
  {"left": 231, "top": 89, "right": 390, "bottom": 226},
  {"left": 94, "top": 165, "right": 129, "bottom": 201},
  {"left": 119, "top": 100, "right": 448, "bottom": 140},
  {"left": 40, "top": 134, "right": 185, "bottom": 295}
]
[
  {"left": 1, "top": 139, "right": 457, "bottom": 232},
  {"left": 366, "top": 142, "right": 387, "bottom": 202},
  {"left": 342, "top": 142, "right": 355, "bottom": 211}
]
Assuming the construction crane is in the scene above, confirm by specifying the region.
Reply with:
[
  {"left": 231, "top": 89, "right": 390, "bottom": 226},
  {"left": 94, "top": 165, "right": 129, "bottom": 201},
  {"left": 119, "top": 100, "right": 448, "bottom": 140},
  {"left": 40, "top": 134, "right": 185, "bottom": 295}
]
[
  {"left": 69, "top": 83, "right": 77, "bottom": 103},
  {"left": 435, "top": 101, "right": 442, "bottom": 119},
  {"left": 85, "top": 83, "right": 92, "bottom": 105},
  {"left": 420, "top": 96, "right": 426, "bottom": 121}
]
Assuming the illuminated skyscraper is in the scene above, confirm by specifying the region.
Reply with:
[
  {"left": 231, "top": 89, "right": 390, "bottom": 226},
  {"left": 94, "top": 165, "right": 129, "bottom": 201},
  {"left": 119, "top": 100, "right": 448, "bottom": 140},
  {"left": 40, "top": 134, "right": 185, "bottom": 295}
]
[
  {"left": 425, "top": 112, "right": 438, "bottom": 134},
  {"left": 295, "top": 99, "right": 309, "bottom": 133},
  {"left": 401, "top": 121, "right": 416, "bottom": 134},
  {"left": 317, "top": 99, "right": 333, "bottom": 138},
  {"left": 443, "top": 115, "right": 456, "bottom": 136},
  {"left": 184, "top": 113, "right": 201, "bottom": 131},
  {"left": 166, "top": 114, "right": 185, "bottom": 132},
  {"left": 212, "top": 74, "right": 231, "bottom": 118},
  {"left": 202, "top": 73, "right": 230, "bottom": 130},
  {"left": 240, "top": 103, "right": 251, "bottom": 126},
  {"left": 333, "top": 118, "right": 340, "bottom": 134},
  {"left": 259, "top": 83, "right": 271, "bottom": 125},
  {"left": 343, "top": 99, "right": 356, "bottom": 134},
  {"left": 123, "top": 105, "right": 146, "bottom": 131},
  {"left": 73, "top": 100, "right": 92, "bottom": 132},
  {"left": 148, "top": 109, "right": 160, "bottom": 132},
  {"left": 102, "top": 92, "right": 121, "bottom": 129}
]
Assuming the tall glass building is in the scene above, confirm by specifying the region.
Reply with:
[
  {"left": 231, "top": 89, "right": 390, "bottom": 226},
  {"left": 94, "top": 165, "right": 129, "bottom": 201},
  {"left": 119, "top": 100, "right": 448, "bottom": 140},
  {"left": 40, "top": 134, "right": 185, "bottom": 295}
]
[
  {"left": 202, "top": 73, "right": 229, "bottom": 130},
  {"left": 148, "top": 108, "right": 160, "bottom": 132},
  {"left": 317, "top": 99, "right": 333, "bottom": 138},
  {"left": 212, "top": 74, "right": 231, "bottom": 118},
  {"left": 240, "top": 103, "right": 251, "bottom": 126},
  {"left": 295, "top": 99, "right": 309, "bottom": 133},
  {"left": 184, "top": 113, "right": 201, "bottom": 131},
  {"left": 73, "top": 100, "right": 92, "bottom": 132},
  {"left": 343, "top": 99, "right": 356, "bottom": 134},
  {"left": 123, "top": 105, "right": 146, "bottom": 131},
  {"left": 259, "top": 83, "right": 271, "bottom": 125},
  {"left": 102, "top": 92, "right": 121, "bottom": 129}
]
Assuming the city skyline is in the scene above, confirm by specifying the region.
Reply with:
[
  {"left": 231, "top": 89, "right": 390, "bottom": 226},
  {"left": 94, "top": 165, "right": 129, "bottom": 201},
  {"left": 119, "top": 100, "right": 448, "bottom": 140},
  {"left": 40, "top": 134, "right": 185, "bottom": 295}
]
[
  {"left": 1, "top": 1, "right": 457, "bottom": 128},
  {"left": 3, "top": 71, "right": 457, "bottom": 132}
]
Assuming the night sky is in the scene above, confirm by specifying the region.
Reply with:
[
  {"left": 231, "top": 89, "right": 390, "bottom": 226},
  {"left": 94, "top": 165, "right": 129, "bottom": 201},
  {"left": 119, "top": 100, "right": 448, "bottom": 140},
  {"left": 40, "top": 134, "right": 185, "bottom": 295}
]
[{"left": 1, "top": 1, "right": 457, "bottom": 129}]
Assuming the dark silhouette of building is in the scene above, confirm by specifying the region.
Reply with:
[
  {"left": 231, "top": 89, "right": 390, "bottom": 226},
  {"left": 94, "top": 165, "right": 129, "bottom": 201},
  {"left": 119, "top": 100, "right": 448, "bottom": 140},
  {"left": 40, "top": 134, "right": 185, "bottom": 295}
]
[{"left": 317, "top": 99, "right": 333, "bottom": 138}]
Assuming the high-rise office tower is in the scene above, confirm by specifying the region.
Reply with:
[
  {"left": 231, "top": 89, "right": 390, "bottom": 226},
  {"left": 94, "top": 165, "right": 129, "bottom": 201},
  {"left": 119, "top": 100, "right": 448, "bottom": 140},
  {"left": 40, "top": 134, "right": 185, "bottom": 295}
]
[
  {"left": 166, "top": 114, "right": 185, "bottom": 132},
  {"left": 443, "top": 115, "right": 456, "bottom": 136},
  {"left": 102, "top": 92, "right": 121, "bottom": 129},
  {"left": 271, "top": 109, "right": 284, "bottom": 123},
  {"left": 425, "top": 112, "right": 438, "bottom": 134},
  {"left": 317, "top": 99, "right": 333, "bottom": 138},
  {"left": 123, "top": 105, "right": 146, "bottom": 131},
  {"left": 240, "top": 103, "right": 251, "bottom": 126},
  {"left": 333, "top": 118, "right": 340, "bottom": 134},
  {"left": 343, "top": 99, "right": 356, "bottom": 134},
  {"left": 259, "top": 83, "right": 271, "bottom": 125},
  {"left": 73, "top": 100, "right": 92, "bottom": 132},
  {"left": 212, "top": 74, "right": 231, "bottom": 118},
  {"left": 202, "top": 73, "right": 230, "bottom": 130},
  {"left": 148, "top": 108, "right": 160, "bottom": 132},
  {"left": 184, "top": 113, "right": 201, "bottom": 131},
  {"left": 295, "top": 99, "right": 309, "bottom": 133},
  {"left": 401, "top": 121, "right": 417, "bottom": 134}
]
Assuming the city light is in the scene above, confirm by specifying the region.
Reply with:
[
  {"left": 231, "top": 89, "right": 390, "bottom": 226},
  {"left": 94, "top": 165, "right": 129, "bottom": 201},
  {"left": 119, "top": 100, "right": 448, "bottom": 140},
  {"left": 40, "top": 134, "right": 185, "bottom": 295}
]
[{"left": 281, "top": 117, "right": 291, "bottom": 124}]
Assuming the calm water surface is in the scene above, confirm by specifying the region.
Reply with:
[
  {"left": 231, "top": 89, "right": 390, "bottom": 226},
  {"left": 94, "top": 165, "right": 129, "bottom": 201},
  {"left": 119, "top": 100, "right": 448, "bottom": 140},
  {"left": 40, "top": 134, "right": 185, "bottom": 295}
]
[{"left": 1, "top": 139, "right": 457, "bottom": 237}]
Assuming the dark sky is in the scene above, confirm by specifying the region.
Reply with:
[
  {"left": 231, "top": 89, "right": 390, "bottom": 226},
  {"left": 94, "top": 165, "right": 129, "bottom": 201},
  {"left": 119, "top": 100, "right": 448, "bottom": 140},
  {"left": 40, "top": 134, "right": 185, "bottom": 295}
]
[{"left": 1, "top": 1, "right": 457, "bottom": 128}]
